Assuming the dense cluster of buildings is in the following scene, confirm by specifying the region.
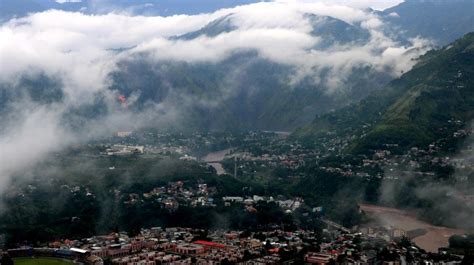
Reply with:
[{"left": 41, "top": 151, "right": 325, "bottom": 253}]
[
  {"left": 4, "top": 223, "right": 467, "bottom": 265},
  {"left": 103, "top": 123, "right": 473, "bottom": 186},
  {"left": 125, "top": 181, "right": 217, "bottom": 209},
  {"left": 3, "top": 130, "right": 470, "bottom": 264},
  {"left": 122, "top": 180, "right": 307, "bottom": 214},
  {"left": 105, "top": 145, "right": 145, "bottom": 156},
  {"left": 222, "top": 195, "right": 303, "bottom": 213},
  {"left": 102, "top": 129, "right": 472, "bottom": 188}
]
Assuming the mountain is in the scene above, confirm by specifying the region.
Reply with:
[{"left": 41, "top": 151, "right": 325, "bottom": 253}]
[
  {"left": 307, "top": 14, "right": 371, "bottom": 49},
  {"left": 3, "top": 1, "right": 473, "bottom": 133},
  {"left": 381, "top": 0, "right": 474, "bottom": 46},
  {"left": 174, "top": 14, "right": 237, "bottom": 40},
  {"left": 295, "top": 32, "right": 474, "bottom": 154},
  {"left": 109, "top": 52, "right": 389, "bottom": 131},
  {"left": 0, "top": 11, "right": 396, "bottom": 132},
  {"left": 107, "top": 14, "right": 390, "bottom": 131},
  {"left": 118, "top": 9, "right": 407, "bottom": 131}
]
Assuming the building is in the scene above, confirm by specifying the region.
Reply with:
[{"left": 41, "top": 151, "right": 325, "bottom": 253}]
[
  {"left": 193, "top": 240, "right": 227, "bottom": 250},
  {"left": 106, "top": 145, "right": 144, "bottom": 156},
  {"left": 175, "top": 243, "right": 205, "bottom": 255},
  {"left": 305, "top": 252, "right": 333, "bottom": 264},
  {"left": 116, "top": 132, "right": 132, "bottom": 137}
]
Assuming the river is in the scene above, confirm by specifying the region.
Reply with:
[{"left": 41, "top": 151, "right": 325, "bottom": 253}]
[
  {"left": 202, "top": 148, "right": 233, "bottom": 175},
  {"left": 360, "top": 204, "right": 465, "bottom": 252}
]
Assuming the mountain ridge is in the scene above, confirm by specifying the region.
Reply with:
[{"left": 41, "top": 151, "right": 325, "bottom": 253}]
[{"left": 294, "top": 32, "right": 474, "bottom": 154}]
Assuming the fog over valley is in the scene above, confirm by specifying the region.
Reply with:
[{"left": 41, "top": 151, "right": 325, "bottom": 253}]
[
  {"left": 0, "top": 1, "right": 430, "bottom": 182},
  {"left": 0, "top": 0, "right": 473, "bottom": 263}
]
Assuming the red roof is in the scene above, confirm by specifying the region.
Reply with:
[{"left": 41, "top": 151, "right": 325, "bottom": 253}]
[
  {"left": 269, "top": 248, "right": 280, "bottom": 253},
  {"left": 193, "top": 240, "right": 226, "bottom": 249}
]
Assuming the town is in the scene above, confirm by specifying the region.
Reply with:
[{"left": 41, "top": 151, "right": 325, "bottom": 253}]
[
  {"left": 1, "top": 128, "right": 472, "bottom": 264},
  {"left": 4, "top": 223, "right": 469, "bottom": 265}
]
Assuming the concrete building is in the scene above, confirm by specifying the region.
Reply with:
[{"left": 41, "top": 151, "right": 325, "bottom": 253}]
[
  {"left": 175, "top": 244, "right": 205, "bottom": 255},
  {"left": 305, "top": 252, "right": 333, "bottom": 264}
]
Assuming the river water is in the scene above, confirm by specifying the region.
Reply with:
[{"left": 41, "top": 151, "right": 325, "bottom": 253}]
[
  {"left": 360, "top": 203, "right": 465, "bottom": 252},
  {"left": 202, "top": 148, "right": 232, "bottom": 175}
]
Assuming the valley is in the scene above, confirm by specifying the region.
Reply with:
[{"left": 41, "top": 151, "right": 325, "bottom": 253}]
[{"left": 0, "top": 0, "right": 473, "bottom": 264}]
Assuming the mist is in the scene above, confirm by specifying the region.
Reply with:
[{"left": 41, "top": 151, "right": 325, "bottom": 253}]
[
  {"left": 0, "top": 1, "right": 430, "bottom": 193},
  {"left": 377, "top": 127, "right": 474, "bottom": 230}
]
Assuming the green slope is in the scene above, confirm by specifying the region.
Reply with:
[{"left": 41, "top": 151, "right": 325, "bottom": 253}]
[{"left": 295, "top": 32, "right": 474, "bottom": 153}]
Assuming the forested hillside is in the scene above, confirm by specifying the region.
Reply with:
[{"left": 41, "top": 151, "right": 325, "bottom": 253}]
[{"left": 295, "top": 32, "right": 474, "bottom": 154}]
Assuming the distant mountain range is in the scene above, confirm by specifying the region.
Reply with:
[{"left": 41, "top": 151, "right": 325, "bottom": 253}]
[
  {"left": 98, "top": 0, "right": 474, "bottom": 131},
  {"left": 107, "top": 13, "right": 393, "bottom": 131},
  {"left": 294, "top": 32, "right": 474, "bottom": 154},
  {"left": 108, "top": 53, "right": 391, "bottom": 131},
  {"left": 0, "top": 11, "right": 395, "bottom": 131},
  {"left": 2, "top": 0, "right": 473, "bottom": 46},
  {"left": 0, "top": 0, "right": 473, "bottom": 134}
]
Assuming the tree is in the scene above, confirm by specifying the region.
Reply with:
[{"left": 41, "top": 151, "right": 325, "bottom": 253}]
[
  {"left": 461, "top": 253, "right": 474, "bottom": 265},
  {"left": 0, "top": 254, "right": 14, "bottom": 265}
]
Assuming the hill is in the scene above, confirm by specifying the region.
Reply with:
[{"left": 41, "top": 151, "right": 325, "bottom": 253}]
[
  {"left": 109, "top": 52, "right": 391, "bottom": 131},
  {"left": 295, "top": 32, "right": 474, "bottom": 154},
  {"left": 2, "top": 1, "right": 473, "bottom": 132},
  {"left": 0, "top": 13, "right": 393, "bottom": 132}
]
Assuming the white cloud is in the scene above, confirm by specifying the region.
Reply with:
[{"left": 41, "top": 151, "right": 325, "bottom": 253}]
[
  {"left": 0, "top": 0, "right": 428, "bottom": 187},
  {"left": 0, "top": 1, "right": 428, "bottom": 89},
  {"left": 388, "top": 12, "right": 400, "bottom": 17},
  {"left": 56, "top": 0, "right": 83, "bottom": 3},
  {"left": 0, "top": 105, "right": 74, "bottom": 191},
  {"left": 361, "top": 17, "right": 384, "bottom": 29},
  {"left": 276, "top": 0, "right": 404, "bottom": 11}
]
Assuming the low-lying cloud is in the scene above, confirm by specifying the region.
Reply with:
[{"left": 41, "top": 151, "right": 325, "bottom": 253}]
[
  {"left": 0, "top": 1, "right": 428, "bottom": 187},
  {"left": 378, "top": 126, "right": 474, "bottom": 230}
]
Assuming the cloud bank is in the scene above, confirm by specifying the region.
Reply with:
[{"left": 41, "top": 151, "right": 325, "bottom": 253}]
[{"left": 0, "top": 1, "right": 428, "bottom": 187}]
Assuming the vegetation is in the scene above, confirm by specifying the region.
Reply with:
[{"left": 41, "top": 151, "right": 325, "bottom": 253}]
[
  {"left": 296, "top": 32, "right": 474, "bottom": 155},
  {"left": 0, "top": 142, "right": 370, "bottom": 246},
  {"left": 12, "top": 257, "right": 73, "bottom": 265},
  {"left": 449, "top": 234, "right": 474, "bottom": 250},
  {"left": 0, "top": 147, "right": 254, "bottom": 245}
]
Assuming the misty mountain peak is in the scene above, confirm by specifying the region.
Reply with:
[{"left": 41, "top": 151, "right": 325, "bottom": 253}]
[
  {"left": 305, "top": 14, "right": 371, "bottom": 49},
  {"left": 174, "top": 13, "right": 237, "bottom": 40}
]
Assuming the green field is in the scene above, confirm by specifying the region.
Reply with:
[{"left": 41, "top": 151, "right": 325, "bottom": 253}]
[{"left": 13, "top": 257, "right": 74, "bottom": 265}]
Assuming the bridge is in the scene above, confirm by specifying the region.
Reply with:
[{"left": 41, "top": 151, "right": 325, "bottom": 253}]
[
  {"left": 321, "top": 219, "right": 351, "bottom": 233},
  {"left": 203, "top": 160, "right": 224, "bottom": 163}
]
